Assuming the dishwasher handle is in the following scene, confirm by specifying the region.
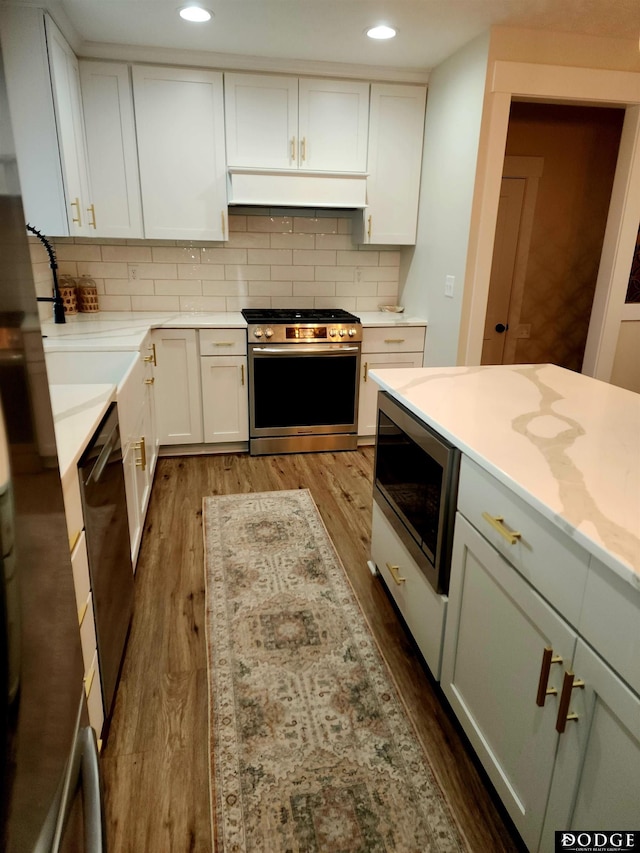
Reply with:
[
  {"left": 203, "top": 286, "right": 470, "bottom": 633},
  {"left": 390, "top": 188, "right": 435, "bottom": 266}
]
[{"left": 86, "top": 428, "right": 118, "bottom": 486}]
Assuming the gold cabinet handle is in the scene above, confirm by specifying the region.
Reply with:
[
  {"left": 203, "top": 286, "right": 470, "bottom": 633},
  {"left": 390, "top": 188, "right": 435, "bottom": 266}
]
[
  {"left": 221, "top": 210, "right": 226, "bottom": 238},
  {"left": 367, "top": 215, "right": 372, "bottom": 240},
  {"left": 213, "top": 341, "right": 235, "bottom": 347},
  {"left": 134, "top": 436, "right": 147, "bottom": 471},
  {"left": 385, "top": 562, "right": 406, "bottom": 585},
  {"left": 384, "top": 338, "right": 405, "bottom": 344},
  {"left": 481, "top": 512, "right": 521, "bottom": 545},
  {"left": 536, "top": 647, "right": 563, "bottom": 707},
  {"left": 556, "top": 671, "right": 585, "bottom": 733},
  {"left": 301, "top": 136, "right": 306, "bottom": 162},
  {"left": 240, "top": 363, "right": 245, "bottom": 386},
  {"left": 290, "top": 136, "right": 297, "bottom": 162},
  {"left": 144, "top": 377, "right": 155, "bottom": 385},
  {"left": 363, "top": 361, "right": 368, "bottom": 382},
  {"left": 146, "top": 342, "right": 157, "bottom": 366},
  {"left": 70, "top": 197, "right": 82, "bottom": 227},
  {"left": 87, "top": 203, "right": 97, "bottom": 229},
  {"left": 143, "top": 354, "right": 154, "bottom": 363}
]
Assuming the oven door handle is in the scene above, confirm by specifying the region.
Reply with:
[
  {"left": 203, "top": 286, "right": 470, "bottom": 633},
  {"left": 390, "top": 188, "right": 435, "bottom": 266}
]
[{"left": 251, "top": 345, "right": 360, "bottom": 354}]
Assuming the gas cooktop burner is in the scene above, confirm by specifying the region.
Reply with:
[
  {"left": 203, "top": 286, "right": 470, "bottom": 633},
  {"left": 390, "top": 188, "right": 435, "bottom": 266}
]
[{"left": 241, "top": 308, "right": 360, "bottom": 324}]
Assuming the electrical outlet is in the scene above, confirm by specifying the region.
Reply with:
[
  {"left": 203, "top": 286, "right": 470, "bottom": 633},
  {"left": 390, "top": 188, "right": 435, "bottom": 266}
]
[
  {"left": 515, "top": 324, "right": 531, "bottom": 339},
  {"left": 128, "top": 264, "right": 139, "bottom": 281},
  {"left": 444, "top": 275, "right": 455, "bottom": 298}
]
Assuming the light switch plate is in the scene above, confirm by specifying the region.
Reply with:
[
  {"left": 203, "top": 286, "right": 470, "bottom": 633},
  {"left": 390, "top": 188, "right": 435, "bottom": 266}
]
[{"left": 444, "top": 275, "right": 455, "bottom": 298}]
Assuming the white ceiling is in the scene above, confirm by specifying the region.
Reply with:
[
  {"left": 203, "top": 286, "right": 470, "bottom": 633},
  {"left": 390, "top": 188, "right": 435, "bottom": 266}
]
[{"left": 28, "top": 0, "right": 640, "bottom": 76}]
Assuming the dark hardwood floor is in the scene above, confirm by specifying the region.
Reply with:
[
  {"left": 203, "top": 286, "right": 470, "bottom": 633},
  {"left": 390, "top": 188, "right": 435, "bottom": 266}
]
[{"left": 101, "top": 449, "right": 523, "bottom": 852}]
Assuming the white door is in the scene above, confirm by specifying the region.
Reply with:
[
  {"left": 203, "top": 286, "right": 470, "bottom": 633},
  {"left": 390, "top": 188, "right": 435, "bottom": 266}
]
[
  {"left": 224, "top": 73, "right": 298, "bottom": 169},
  {"left": 201, "top": 356, "right": 249, "bottom": 443},
  {"left": 298, "top": 79, "right": 369, "bottom": 172},
  {"left": 132, "top": 66, "right": 227, "bottom": 240},
  {"left": 79, "top": 61, "right": 143, "bottom": 238},
  {"left": 153, "top": 330, "right": 203, "bottom": 445},
  {"left": 539, "top": 639, "right": 640, "bottom": 852},
  {"left": 365, "top": 84, "right": 427, "bottom": 245},
  {"left": 442, "top": 513, "right": 577, "bottom": 851},
  {"left": 481, "top": 178, "right": 526, "bottom": 364},
  {"left": 46, "top": 17, "right": 94, "bottom": 236}
]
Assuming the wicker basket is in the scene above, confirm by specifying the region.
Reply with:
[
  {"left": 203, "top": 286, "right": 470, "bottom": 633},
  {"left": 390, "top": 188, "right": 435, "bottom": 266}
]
[
  {"left": 77, "top": 276, "right": 99, "bottom": 313},
  {"left": 58, "top": 275, "right": 78, "bottom": 315}
]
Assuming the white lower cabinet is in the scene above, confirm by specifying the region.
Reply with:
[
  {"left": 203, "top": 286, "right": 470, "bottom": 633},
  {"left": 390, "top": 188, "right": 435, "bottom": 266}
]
[
  {"left": 358, "top": 326, "right": 425, "bottom": 437},
  {"left": 152, "top": 329, "right": 203, "bottom": 445},
  {"left": 540, "top": 640, "right": 640, "bottom": 851},
  {"left": 371, "top": 502, "right": 447, "bottom": 679},
  {"left": 201, "top": 356, "right": 248, "bottom": 443},
  {"left": 442, "top": 513, "right": 578, "bottom": 850}
]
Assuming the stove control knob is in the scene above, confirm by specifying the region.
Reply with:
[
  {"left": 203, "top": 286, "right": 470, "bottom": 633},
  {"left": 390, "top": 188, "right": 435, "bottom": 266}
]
[
  {"left": 264, "top": 327, "right": 274, "bottom": 338},
  {"left": 328, "top": 328, "right": 337, "bottom": 337},
  {"left": 338, "top": 328, "right": 346, "bottom": 337},
  {"left": 348, "top": 328, "right": 357, "bottom": 337},
  {"left": 253, "top": 327, "right": 264, "bottom": 338}
]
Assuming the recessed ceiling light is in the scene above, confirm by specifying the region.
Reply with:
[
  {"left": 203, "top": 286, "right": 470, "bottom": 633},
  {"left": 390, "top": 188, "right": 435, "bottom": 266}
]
[
  {"left": 366, "top": 25, "right": 397, "bottom": 40},
  {"left": 179, "top": 6, "right": 212, "bottom": 23}
]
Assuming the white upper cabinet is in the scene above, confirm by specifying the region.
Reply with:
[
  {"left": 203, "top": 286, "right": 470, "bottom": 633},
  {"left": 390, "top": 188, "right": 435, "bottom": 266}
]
[
  {"left": 45, "top": 16, "right": 95, "bottom": 237},
  {"left": 224, "top": 74, "right": 298, "bottom": 170},
  {"left": 363, "top": 83, "right": 427, "bottom": 245},
  {"left": 79, "top": 61, "right": 143, "bottom": 239},
  {"left": 132, "top": 65, "right": 228, "bottom": 241},
  {"left": 224, "top": 73, "right": 370, "bottom": 172}
]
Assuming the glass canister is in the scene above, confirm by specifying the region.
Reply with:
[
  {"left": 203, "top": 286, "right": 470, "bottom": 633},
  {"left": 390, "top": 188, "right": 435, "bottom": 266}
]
[
  {"left": 58, "top": 274, "right": 78, "bottom": 315},
  {"left": 77, "top": 276, "right": 99, "bottom": 313}
]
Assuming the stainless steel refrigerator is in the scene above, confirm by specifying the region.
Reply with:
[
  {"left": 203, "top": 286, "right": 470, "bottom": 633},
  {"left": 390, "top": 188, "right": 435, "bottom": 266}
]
[{"left": 0, "top": 45, "right": 105, "bottom": 851}]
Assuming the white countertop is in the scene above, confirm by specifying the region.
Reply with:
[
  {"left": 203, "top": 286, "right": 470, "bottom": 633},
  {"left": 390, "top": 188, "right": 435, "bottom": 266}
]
[
  {"left": 49, "top": 384, "right": 116, "bottom": 482},
  {"left": 370, "top": 363, "right": 640, "bottom": 588},
  {"left": 41, "top": 310, "right": 427, "bottom": 352}
]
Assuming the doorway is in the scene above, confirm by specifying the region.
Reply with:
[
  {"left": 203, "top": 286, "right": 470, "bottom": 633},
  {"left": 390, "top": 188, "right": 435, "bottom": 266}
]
[{"left": 481, "top": 102, "right": 625, "bottom": 371}]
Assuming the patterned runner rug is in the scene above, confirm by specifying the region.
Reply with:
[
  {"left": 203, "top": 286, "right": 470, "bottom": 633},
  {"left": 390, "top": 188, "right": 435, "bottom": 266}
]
[{"left": 203, "top": 489, "right": 468, "bottom": 852}]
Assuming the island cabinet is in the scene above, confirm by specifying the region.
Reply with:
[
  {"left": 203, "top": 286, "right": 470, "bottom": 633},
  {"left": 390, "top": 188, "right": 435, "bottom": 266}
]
[
  {"left": 131, "top": 65, "right": 228, "bottom": 241},
  {"left": 224, "top": 73, "right": 370, "bottom": 172},
  {"left": 200, "top": 329, "right": 249, "bottom": 445},
  {"left": 152, "top": 329, "right": 203, "bottom": 445},
  {"left": 442, "top": 456, "right": 640, "bottom": 852},
  {"left": 358, "top": 325, "right": 426, "bottom": 437}
]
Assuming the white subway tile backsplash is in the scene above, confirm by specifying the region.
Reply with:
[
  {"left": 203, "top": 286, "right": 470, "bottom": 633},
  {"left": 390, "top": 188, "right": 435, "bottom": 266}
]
[
  {"left": 179, "top": 295, "right": 226, "bottom": 312},
  {"left": 154, "top": 279, "right": 203, "bottom": 296},
  {"left": 293, "top": 249, "right": 336, "bottom": 266},
  {"left": 131, "top": 295, "right": 179, "bottom": 311},
  {"left": 102, "top": 245, "right": 153, "bottom": 262},
  {"left": 49, "top": 213, "right": 406, "bottom": 312}
]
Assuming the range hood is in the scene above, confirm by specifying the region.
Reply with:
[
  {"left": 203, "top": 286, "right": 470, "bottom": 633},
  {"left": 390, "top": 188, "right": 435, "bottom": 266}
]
[{"left": 227, "top": 167, "right": 368, "bottom": 209}]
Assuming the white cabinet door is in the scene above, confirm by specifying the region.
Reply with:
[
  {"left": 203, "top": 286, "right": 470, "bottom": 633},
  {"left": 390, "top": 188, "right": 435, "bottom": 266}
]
[
  {"left": 201, "top": 356, "right": 249, "bottom": 443},
  {"left": 132, "top": 66, "right": 227, "bottom": 240},
  {"left": 298, "top": 78, "right": 369, "bottom": 172},
  {"left": 224, "top": 74, "right": 369, "bottom": 172},
  {"left": 79, "top": 61, "right": 143, "bottom": 238},
  {"left": 364, "top": 84, "right": 426, "bottom": 245},
  {"left": 358, "top": 351, "right": 423, "bottom": 436},
  {"left": 45, "top": 16, "right": 95, "bottom": 236},
  {"left": 539, "top": 640, "right": 640, "bottom": 852},
  {"left": 442, "top": 513, "right": 578, "bottom": 852},
  {"left": 152, "top": 329, "right": 203, "bottom": 445},
  {"left": 224, "top": 73, "right": 298, "bottom": 169}
]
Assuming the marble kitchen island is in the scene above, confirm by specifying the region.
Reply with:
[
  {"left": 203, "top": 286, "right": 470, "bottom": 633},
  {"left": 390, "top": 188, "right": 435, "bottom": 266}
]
[{"left": 369, "top": 362, "right": 639, "bottom": 852}]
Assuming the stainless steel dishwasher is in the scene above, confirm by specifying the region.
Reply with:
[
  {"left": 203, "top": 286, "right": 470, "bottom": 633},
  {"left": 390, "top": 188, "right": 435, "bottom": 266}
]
[{"left": 78, "top": 402, "right": 134, "bottom": 729}]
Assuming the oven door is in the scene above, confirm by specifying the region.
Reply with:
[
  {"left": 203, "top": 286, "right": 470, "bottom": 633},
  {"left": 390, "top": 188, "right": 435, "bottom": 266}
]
[{"left": 248, "top": 342, "right": 360, "bottom": 441}]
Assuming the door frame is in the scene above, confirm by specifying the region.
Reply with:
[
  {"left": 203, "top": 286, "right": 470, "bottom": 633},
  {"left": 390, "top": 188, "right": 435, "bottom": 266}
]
[{"left": 458, "top": 61, "right": 640, "bottom": 380}]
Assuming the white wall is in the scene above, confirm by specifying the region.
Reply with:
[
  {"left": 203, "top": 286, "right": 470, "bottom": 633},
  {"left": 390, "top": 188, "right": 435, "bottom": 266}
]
[{"left": 400, "top": 32, "right": 489, "bottom": 367}]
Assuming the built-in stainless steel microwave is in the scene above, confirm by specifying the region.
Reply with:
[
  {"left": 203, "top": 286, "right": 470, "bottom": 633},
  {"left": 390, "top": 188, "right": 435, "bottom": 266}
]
[{"left": 373, "top": 391, "right": 460, "bottom": 594}]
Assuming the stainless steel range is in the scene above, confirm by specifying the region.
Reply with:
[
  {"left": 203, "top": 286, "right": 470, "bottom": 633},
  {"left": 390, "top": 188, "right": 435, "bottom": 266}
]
[{"left": 241, "top": 308, "right": 362, "bottom": 455}]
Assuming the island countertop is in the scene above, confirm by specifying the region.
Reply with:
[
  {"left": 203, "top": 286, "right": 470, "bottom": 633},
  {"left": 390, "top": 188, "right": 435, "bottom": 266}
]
[{"left": 369, "top": 363, "right": 640, "bottom": 588}]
